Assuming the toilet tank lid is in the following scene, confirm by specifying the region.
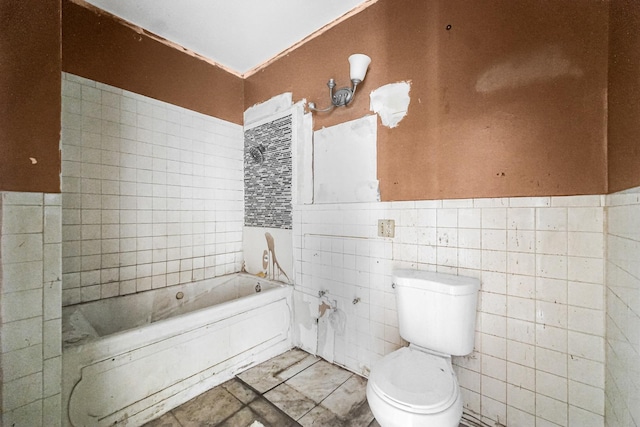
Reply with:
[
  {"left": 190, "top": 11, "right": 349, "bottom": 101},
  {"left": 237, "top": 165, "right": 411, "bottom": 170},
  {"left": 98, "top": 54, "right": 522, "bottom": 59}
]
[{"left": 393, "top": 269, "right": 479, "bottom": 296}]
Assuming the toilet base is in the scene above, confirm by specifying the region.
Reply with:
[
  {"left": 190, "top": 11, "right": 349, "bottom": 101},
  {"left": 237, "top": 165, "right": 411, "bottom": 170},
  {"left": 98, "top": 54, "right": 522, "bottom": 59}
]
[{"left": 366, "top": 380, "right": 463, "bottom": 427}]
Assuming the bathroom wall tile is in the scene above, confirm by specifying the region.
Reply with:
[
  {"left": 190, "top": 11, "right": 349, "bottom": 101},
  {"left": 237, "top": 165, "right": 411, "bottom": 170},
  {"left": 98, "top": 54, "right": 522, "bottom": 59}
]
[
  {"left": 482, "top": 208, "right": 507, "bottom": 229},
  {"left": 535, "top": 277, "right": 568, "bottom": 304},
  {"left": 536, "top": 347, "right": 568, "bottom": 378},
  {"left": 43, "top": 357, "right": 62, "bottom": 397},
  {"left": 1, "top": 344, "right": 43, "bottom": 383},
  {"left": 2, "top": 260, "right": 44, "bottom": 294},
  {"left": 1, "top": 290, "right": 43, "bottom": 322},
  {"left": 2, "top": 191, "right": 43, "bottom": 206},
  {"left": 1, "top": 317, "right": 42, "bottom": 353},
  {"left": 568, "top": 256, "right": 604, "bottom": 284},
  {"left": 507, "top": 362, "right": 535, "bottom": 391},
  {"left": 44, "top": 281, "right": 62, "bottom": 321},
  {"left": 508, "top": 197, "right": 550, "bottom": 208},
  {"left": 569, "top": 380, "right": 605, "bottom": 415},
  {"left": 507, "top": 229, "right": 536, "bottom": 253},
  {"left": 537, "top": 208, "right": 567, "bottom": 231},
  {"left": 2, "top": 234, "right": 43, "bottom": 264},
  {"left": 482, "top": 375, "right": 507, "bottom": 404},
  {"left": 568, "top": 282, "right": 604, "bottom": 310},
  {"left": 536, "top": 231, "right": 568, "bottom": 255},
  {"left": 537, "top": 370, "right": 568, "bottom": 402},
  {"left": 2, "top": 399, "right": 43, "bottom": 427},
  {"left": 507, "top": 406, "right": 536, "bottom": 427},
  {"left": 536, "top": 394, "right": 568, "bottom": 426},
  {"left": 481, "top": 395, "right": 506, "bottom": 426},
  {"left": 568, "top": 232, "right": 604, "bottom": 258},
  {"left": 568, "top": 405, "right": 604, "bottom": 427},
  {"left": 2, "top": 205, "right": 43, "bottom": 235},
  {"left": 43, "top": 319, "right": 62, "bottom": 360},
  {"left": 568, "top": 306, "right": 604, "bottom": 336},
  {"left": 568, "top": 207, "right": 603, "bottom": 233},
  {"left": 569, "top": 357, "right": 604, "bottom": 389},
  {"left": 4, "top": 374, "right": 42, "bottom": 414}
]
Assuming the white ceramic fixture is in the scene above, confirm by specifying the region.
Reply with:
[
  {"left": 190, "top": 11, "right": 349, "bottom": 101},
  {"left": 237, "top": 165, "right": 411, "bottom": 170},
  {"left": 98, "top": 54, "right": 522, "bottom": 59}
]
[{"left": 366, "top": 269, "right": 480, "bottom": 427}]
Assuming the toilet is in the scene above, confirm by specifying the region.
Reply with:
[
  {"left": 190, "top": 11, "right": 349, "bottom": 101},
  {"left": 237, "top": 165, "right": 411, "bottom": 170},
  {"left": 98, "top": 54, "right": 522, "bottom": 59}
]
[{"left": 366, "top": 269, "right": 480, "bottom": 427}]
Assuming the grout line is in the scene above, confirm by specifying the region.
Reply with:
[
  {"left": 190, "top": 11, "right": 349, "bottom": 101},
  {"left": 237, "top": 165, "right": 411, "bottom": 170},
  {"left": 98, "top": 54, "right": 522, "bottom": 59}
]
[{"left": 233, "top": 377, "right": 302, "bottom": 426}]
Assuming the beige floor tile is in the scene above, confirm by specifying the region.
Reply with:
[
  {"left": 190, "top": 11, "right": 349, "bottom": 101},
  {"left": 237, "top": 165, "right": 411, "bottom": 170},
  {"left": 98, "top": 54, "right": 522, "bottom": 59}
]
[
  {"left": 172, "top": 386, "right": 243, "bottom": 426},
  {"left": 264, "top": 382, "right": 317, "bottom": 420},
  {"left": 222, "top": 378, "right": 259, "bottom": 404},
  {"left": 298, "top": 404, "right": 347, "bottom": 427},
  {"left": 249, "top": 397, "right": 301, "bottom": 427},
  {"left": 285, "top": 359, "right": 352, "bottom": 403},
  {"left": 217, "top": 406, "right": 263, "bottom": 427},
  {"left": 320, "top": 375, "right": 374, "bottom": 425},
  {"left": 143, "top": 411, "right": 181, "bottom": 427},
  {"left": 238, "top": 348, "right": 314, "bottom": 393}
]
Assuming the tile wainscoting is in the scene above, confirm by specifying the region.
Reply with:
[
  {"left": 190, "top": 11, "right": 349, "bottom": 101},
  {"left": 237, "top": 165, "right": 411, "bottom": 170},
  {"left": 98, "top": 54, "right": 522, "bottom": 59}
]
[
  {"left": 0, "top": 192, "right": 62, "bottom": 426},
  {"left": 605, "top": 188, "right": 640, "bottom": 427},
  {"left": 294, "top": 195, "right": 606, "bottom": 427}
]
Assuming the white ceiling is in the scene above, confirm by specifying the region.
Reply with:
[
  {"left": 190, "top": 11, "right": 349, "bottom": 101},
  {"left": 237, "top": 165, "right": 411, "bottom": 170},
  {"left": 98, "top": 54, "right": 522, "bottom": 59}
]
[{"left": 84, "top": 0, "right": 371, "bottom": 76}]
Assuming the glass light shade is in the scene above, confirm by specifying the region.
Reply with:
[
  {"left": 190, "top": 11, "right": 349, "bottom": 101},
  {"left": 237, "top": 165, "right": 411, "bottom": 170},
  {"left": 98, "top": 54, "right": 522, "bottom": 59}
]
[{"left": 349, "top": 54, "right": 371, "bottom": 82}]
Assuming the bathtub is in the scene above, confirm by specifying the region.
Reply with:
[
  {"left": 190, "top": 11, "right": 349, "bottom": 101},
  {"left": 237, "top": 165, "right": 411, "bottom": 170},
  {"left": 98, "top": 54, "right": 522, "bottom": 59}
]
[{"left": 62, "top": 273, "right": 293, "bottom": 427}]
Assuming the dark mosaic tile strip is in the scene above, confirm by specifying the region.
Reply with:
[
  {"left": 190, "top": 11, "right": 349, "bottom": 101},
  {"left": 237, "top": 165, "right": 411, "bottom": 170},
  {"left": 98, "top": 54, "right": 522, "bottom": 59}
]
[{"left": 244, "top": 115, "right": 293, "bottom": 229}]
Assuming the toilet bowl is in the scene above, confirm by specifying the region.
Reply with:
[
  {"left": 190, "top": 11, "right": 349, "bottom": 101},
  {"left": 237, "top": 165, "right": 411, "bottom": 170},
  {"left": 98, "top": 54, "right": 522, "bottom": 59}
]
[
  {"left": 366, "top": 269, "right": 479, "bottom": 427},
  {"left": 366, "top": 346, "right": 462, "bottom": 427}
]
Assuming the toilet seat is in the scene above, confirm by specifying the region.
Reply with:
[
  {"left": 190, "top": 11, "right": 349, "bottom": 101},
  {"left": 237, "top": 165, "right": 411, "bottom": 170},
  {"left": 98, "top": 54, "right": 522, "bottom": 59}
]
[{"left": 369, "top": 346, "right": 458, "bottom": 415}]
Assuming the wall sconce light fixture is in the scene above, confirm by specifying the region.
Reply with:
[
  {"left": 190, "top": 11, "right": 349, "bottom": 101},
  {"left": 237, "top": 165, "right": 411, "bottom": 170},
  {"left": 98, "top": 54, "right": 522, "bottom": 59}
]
[{"left": 308, "top": 54, "right": 371, "bottom": 113}]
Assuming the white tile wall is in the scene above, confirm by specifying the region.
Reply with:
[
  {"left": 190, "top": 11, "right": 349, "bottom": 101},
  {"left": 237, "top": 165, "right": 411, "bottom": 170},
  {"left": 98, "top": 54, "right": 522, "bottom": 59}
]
[
  {"left": 605, "top": 187, "right": 640, "bottom": 427},
  {"left": 293, "top": 195, "right": 606, "bottom": 427},
  {"left": 0, "top": 192, "right": 62, "bottom": 427},
  {"left": 60, "top": 73, "right": 244, "bottom": 306}
]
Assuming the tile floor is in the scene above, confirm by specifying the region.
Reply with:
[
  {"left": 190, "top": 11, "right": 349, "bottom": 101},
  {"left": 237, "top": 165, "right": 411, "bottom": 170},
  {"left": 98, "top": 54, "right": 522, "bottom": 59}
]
[{"left": 144, "top": 348, "right": 379, "bottom": 427}]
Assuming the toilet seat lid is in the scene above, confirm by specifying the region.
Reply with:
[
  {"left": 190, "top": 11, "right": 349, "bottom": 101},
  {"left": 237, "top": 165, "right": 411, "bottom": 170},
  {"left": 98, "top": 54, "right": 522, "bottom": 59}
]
[{"left": 369, "top": 347, "right": 458, "bottom": 414}]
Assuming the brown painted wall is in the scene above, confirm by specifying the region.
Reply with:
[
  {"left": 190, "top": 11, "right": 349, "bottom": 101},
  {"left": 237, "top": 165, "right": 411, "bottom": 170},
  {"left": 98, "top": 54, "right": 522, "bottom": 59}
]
[
  {"left": 62, "top": 0, "right": 244, "bottom": 125},
  {"left": 0, "top": 0, "right": 61, "bottom": 193},
  {"left": 245, "top": 0, "right": 609, "bottom": 201},
  {"left": 608, "top": 0, "right": 640, "bottom": 193}
]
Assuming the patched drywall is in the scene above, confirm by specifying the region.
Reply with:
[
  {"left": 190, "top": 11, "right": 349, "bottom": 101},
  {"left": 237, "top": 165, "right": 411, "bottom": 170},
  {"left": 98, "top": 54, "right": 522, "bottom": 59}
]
[
  {"left": 369, "top": 81, "right": 411, "bottom": 128},
  {"left": 313, "top": 115, "right": 379, "bottom": 203},
  {"left": 244, "top": 93, "right": 293, "bottom": 126}
]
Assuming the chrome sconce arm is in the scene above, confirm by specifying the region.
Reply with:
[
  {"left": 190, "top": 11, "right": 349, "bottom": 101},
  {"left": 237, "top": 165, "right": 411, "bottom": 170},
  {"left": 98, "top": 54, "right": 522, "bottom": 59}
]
[{"left": 308, "top": 54, "right": 371, "bottom": 113}]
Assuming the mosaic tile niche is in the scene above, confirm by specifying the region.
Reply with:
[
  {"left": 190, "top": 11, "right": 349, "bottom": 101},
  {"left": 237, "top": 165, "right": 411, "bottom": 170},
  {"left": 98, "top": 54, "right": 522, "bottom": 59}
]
[{"left": 244, "top": 114, "right": 293, "bottom": 229}]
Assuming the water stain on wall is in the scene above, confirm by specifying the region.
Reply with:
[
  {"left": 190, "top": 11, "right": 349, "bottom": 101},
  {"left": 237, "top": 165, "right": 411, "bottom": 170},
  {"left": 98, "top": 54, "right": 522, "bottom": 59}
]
[{"left": 476, "top": 45, "right": 583, "bottom": 93}]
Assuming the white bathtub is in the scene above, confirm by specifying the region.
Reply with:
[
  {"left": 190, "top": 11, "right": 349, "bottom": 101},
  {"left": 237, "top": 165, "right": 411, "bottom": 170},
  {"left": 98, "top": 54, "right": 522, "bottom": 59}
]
[{"left": 62, "top": 273, "right": 293, "bottom": 427}]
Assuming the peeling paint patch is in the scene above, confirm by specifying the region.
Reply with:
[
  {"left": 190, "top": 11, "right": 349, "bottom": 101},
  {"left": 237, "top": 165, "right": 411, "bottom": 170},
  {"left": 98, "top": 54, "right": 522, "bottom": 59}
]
[
  {"left": 244, "top": 93, "right": 293, "bottom": 126},
  {"left": 369, "top": 81, "right": 411, "bottom": 128},
  {"left": 476, "top": 45, "right": 583, "bottom": 93},
  {"left": 29, "top": 157, "right": 37, "bottom": 164}
]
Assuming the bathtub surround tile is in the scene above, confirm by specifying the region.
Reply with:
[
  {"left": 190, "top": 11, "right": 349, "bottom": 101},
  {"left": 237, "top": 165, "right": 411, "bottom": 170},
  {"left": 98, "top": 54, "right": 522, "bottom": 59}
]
[{"left": 61, "top": 73, "right": 244, "bottom": 305}]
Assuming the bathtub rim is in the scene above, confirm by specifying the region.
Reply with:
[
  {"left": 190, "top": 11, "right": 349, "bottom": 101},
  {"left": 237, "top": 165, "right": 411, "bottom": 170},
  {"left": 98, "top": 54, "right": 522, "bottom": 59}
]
[{"left": 62, "top": 272, "right": 292, "bottom": 356}]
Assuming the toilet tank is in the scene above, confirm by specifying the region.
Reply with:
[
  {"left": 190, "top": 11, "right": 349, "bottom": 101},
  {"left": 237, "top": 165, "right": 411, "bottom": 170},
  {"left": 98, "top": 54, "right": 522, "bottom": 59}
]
[{"left": 393, "top": 269, "right": 479, "bottom": 356}]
